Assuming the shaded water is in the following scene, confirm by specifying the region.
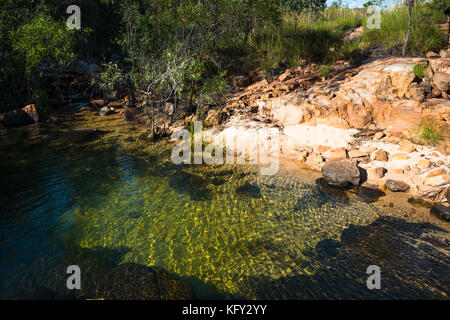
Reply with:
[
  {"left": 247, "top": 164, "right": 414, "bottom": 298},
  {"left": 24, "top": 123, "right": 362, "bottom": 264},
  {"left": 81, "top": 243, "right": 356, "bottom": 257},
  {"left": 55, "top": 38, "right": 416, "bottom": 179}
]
[{"left": 0, "top": 111, "right": 449, "bottom": 299}]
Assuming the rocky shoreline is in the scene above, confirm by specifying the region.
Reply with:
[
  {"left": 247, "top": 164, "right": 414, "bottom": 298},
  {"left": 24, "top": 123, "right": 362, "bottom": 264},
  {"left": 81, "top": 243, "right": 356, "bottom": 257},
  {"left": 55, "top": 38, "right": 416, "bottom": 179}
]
[
  {"left": 1, "top": 51, "right": 449, "bottom": 221},
  {"left": 203, "top": 51, "right": 450, "bottom": 220}
]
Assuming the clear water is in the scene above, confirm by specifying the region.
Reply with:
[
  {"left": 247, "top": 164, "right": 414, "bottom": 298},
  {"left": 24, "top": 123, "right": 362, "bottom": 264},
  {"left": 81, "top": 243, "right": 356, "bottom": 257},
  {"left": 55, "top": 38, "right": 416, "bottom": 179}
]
[{"left": 0, "top": 111, "right": 449, "bottom": 299}]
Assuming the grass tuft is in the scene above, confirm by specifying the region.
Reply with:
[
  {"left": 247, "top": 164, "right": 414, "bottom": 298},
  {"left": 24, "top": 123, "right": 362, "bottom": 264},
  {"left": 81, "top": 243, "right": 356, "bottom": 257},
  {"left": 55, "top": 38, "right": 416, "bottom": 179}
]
[{"left": 418, "top": 122, "right": 445, "bottom": 146}]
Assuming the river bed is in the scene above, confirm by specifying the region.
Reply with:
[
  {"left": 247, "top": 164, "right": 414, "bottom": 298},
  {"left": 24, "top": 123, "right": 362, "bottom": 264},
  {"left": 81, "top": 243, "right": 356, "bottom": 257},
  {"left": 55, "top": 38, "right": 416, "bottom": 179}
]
[{"left": 0, "top": 110, "right": 449, "bottom": 299}]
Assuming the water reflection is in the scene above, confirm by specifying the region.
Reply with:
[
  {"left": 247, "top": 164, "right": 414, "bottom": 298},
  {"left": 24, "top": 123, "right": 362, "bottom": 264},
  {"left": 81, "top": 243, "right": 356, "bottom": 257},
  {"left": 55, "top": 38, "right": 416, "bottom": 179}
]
[{"left": 0, "top": 116, "right": 449, "bottom": 299}]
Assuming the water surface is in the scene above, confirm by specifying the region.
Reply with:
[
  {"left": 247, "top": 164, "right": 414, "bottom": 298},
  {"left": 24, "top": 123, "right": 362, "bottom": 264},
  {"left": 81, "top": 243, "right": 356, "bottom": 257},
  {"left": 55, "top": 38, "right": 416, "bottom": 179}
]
[{"left": 0, "top": 111, "right": 449, "bottom": 299}]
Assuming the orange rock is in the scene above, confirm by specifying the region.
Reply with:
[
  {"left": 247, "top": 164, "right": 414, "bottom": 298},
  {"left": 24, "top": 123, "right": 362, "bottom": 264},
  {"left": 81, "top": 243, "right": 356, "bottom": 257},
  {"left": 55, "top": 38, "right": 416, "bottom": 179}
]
[
  {"left": 368, "top": 167, "right": 386, "bottom": 179},
  {"left": 426, "top": 168, "right": 446, "bottom": 178},
  {"left": 417, "top": 160, "right": 433, "bottom": 169},
  {"left": 316, "top": 145, "right": 331, "bottom": 153},
  {"left": 371, "top": 149, "right": 389, "bottom": 161},
  {"left": 326, "top": 148, "right": 348, "bottom": 162},
  {"left": 436, "top": 143, "right": 450, "bottom": 156},
  {"left": 399, "top": 144, "right": 416, "bottom": 153},
  {"left": 390, "top": 153, "right": 409, "bottom": 160}
]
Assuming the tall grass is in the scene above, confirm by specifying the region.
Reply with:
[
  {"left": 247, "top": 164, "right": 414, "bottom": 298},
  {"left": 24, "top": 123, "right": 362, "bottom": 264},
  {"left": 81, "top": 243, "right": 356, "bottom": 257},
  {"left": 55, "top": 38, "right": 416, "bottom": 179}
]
[
  {"left": 363, "top": 4, "right": 447, "bottom": 55},
  {"left": 220, "top": 3, "right": 447, "bottom": 75},
  {"left": 236, "top": 6, "right": 365, "bottom": 73}
]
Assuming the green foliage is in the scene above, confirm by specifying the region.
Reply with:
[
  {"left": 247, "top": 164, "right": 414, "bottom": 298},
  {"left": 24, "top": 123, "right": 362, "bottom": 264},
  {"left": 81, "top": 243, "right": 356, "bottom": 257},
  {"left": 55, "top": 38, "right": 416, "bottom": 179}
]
[
  {"left": 418, "top": 122, "right": 444, "bottom": 146},
  {"left": 281, "top": 0, "right": 327, "bottom": 13},
  {"left": 10, "top": 14, "right": 76, "bottom": 76},
  {"left": 363, "top": 0, "right": 384, "bottom": 9},
  {"left": 317, "top": 65, "right": 332, "bottom": 78},
  {"left": 413, "top": 63, "right": 427, "bottom": 79},
  {"left": 363, "top": 1, "right": 447, "bottom": 55}
]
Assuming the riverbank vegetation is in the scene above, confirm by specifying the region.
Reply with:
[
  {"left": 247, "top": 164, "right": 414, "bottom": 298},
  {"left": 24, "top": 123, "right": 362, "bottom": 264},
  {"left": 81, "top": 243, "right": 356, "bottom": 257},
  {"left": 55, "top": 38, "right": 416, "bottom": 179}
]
[{"left": 0, "top": 0, "right": 448, "bottom": 116}]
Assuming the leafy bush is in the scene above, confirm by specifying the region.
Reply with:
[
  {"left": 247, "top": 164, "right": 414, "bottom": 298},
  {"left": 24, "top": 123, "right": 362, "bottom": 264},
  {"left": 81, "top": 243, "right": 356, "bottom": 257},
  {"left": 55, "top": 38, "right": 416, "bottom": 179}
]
[
  {"left": 317, "top": 65, "right": 332, "bottom": 78},
  {"left": 10, "top": 15, "right": 76, "bottom": 76},
  {"left": 418, "top": 122, "right": 445, "bottom": 146},
  {"left": 413, "top": 63, "right": 428, "bottom": 79}
]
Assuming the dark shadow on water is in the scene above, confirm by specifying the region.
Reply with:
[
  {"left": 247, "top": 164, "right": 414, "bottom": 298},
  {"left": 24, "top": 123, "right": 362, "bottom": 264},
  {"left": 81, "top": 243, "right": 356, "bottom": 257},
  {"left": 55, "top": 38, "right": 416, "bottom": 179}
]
[
  {"left": 237, "top": 216, "right": 450, "bottom": 299},
  {"left": 235, "top": 182, "right": 262, "bottom": 199},
  {"left": 168, "top": 167, "right": 213, "bottom": 201},
  {"left": 356, "top": 186, "right": 386, "bottom": 203},
  {"left": 18, "top": 244, "right": 197, "bottom": 300},
  {"left": 295, "top": 178, "right": 350, "bottom": 212}
]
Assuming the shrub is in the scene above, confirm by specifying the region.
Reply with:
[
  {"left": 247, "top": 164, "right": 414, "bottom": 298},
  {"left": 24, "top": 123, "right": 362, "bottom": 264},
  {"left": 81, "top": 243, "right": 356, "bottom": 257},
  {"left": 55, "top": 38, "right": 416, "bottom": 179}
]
[
  {"left": 317, "top": 65, "right": 332, "bottom": 78},
  {"left": 418, "top": 122, "right": 444, "bottom": 146},
  {"left": 413, "top": 63, "right": 427, "bottom": 79}
]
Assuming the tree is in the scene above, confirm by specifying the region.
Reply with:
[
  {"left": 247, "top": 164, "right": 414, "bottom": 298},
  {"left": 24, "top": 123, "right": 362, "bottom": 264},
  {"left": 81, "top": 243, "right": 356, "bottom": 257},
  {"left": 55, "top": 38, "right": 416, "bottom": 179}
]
[
  {"left": 402, "top": 0, "right": 416, "bottom": 56},
  {"left": 281, "top": 0, "right": 326, "bottom": 13},
  {"left": 363, "top": 0, "right": 383, "bottom": 9},
  {"left": 9, "top": 14, "right": 77, "bottom": 104}
]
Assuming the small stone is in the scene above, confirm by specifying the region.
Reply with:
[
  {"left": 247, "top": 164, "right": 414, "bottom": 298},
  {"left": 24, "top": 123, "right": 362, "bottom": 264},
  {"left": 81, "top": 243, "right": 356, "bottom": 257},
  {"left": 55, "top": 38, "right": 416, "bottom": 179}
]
[
  {"left": 390, "top": 153, "right": 409, "bottom": 160},
  {"left": 305, "top": 153, "right": 325, "bottom": 171},
  {"left": 426, "top": 51, "right": 440, "bottom": 58},
  {"left": 426, "top": 168, "right": 446, "bottom": 178},
  {"left": 436, "top": 144, "right": 450, "bottom": 156},
  {"left": 348, "top": 150, "right": 368, "bottom": 158},
  {"left": 385, "top": 179, "right": 410, "bottom": 192},
  {"left": 430, "top": 204, "right": 450, "bottom": 221},
  {"left": 436, "top": 160, "right": 444, "bottom": 166},
  {"left": 99, "top": 106, "right": 114, "bottom": 116},
  {"left": 391, "top": 169, "right": 404, "bottom": 175},
  {"left": 360, "top": 146, "right": 377, "bottom": 154},
  {"left": 399, "top": 144, "right": 416, "bottom": 153},
  {"left": 371, "top": 149, "right": 388, "bottom": 161},
  {"left": 297, "top": 151, "right": 309, "bottom": 163},
  {"left": 326, "top": 148, "right": 348, "bottom": 162},
  {"left": 430, "top": 152, "right": 439, "bottom": 157},
  {"left": 403, "top": 165, "right": 411, "bottom": 171},
  {"left": 368, "top": 167, "right": 386, "bottom": 179},
  {"left": 374, "top": 132, "right": 385, "bottom": 139},
  {"left": 417, "top": 160, "right": 433, "bottom": 169},
  {"left": 384, "top": 136, "right": 402, "bottom": 144}
]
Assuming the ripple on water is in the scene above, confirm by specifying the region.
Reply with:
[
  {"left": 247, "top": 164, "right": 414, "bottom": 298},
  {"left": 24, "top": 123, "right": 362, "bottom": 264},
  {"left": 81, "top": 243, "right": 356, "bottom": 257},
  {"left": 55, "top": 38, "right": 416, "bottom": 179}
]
[{"left": 0, "top": 119, "right": 448, "bottom": 299}]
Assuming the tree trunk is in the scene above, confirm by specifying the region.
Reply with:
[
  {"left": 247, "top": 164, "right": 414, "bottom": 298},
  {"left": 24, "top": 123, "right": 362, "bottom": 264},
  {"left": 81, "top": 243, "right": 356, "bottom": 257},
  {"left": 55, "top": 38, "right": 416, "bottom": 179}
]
[{"left": 402, "top": 3, "right": 413, "bottom": 56}]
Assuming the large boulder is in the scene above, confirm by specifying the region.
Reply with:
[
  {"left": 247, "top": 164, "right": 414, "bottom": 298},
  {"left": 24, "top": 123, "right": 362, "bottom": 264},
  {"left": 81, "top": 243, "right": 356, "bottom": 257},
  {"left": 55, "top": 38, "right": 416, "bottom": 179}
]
[
  {"left": 0, "top": 104, "right": 39, "bottom": 126},
  {"left": 321, "top": 159, "right": 361, "bottom": 187}
]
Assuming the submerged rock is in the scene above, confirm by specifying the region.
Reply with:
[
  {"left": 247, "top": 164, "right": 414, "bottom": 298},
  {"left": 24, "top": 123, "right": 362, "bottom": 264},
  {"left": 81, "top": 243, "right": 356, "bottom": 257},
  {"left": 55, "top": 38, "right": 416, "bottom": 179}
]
[
  {"left": 99, "top": 263, "right": 195, "bottom": 300},
  {"left": 321, "top": 159, "right": 360, "bottom": 187},
  {"left": 385, "top": 179, "right": 410, "bottom": 192},
  {"left": 430, "top": 204, "right": 450, "bottom": 221}
]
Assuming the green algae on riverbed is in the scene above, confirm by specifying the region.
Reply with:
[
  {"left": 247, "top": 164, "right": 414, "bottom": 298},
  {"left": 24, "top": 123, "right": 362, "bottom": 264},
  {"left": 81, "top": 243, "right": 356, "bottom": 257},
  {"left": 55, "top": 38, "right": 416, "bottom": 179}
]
[{"left": 0, "top": 111, "right": 449, "bottom": 299}]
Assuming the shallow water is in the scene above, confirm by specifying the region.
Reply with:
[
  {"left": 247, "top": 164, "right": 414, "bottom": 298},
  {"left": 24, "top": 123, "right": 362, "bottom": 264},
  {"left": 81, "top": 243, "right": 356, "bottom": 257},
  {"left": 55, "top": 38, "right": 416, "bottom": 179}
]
[{"left": 0, "top": 111, "right": 449, "bottom": 299}]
